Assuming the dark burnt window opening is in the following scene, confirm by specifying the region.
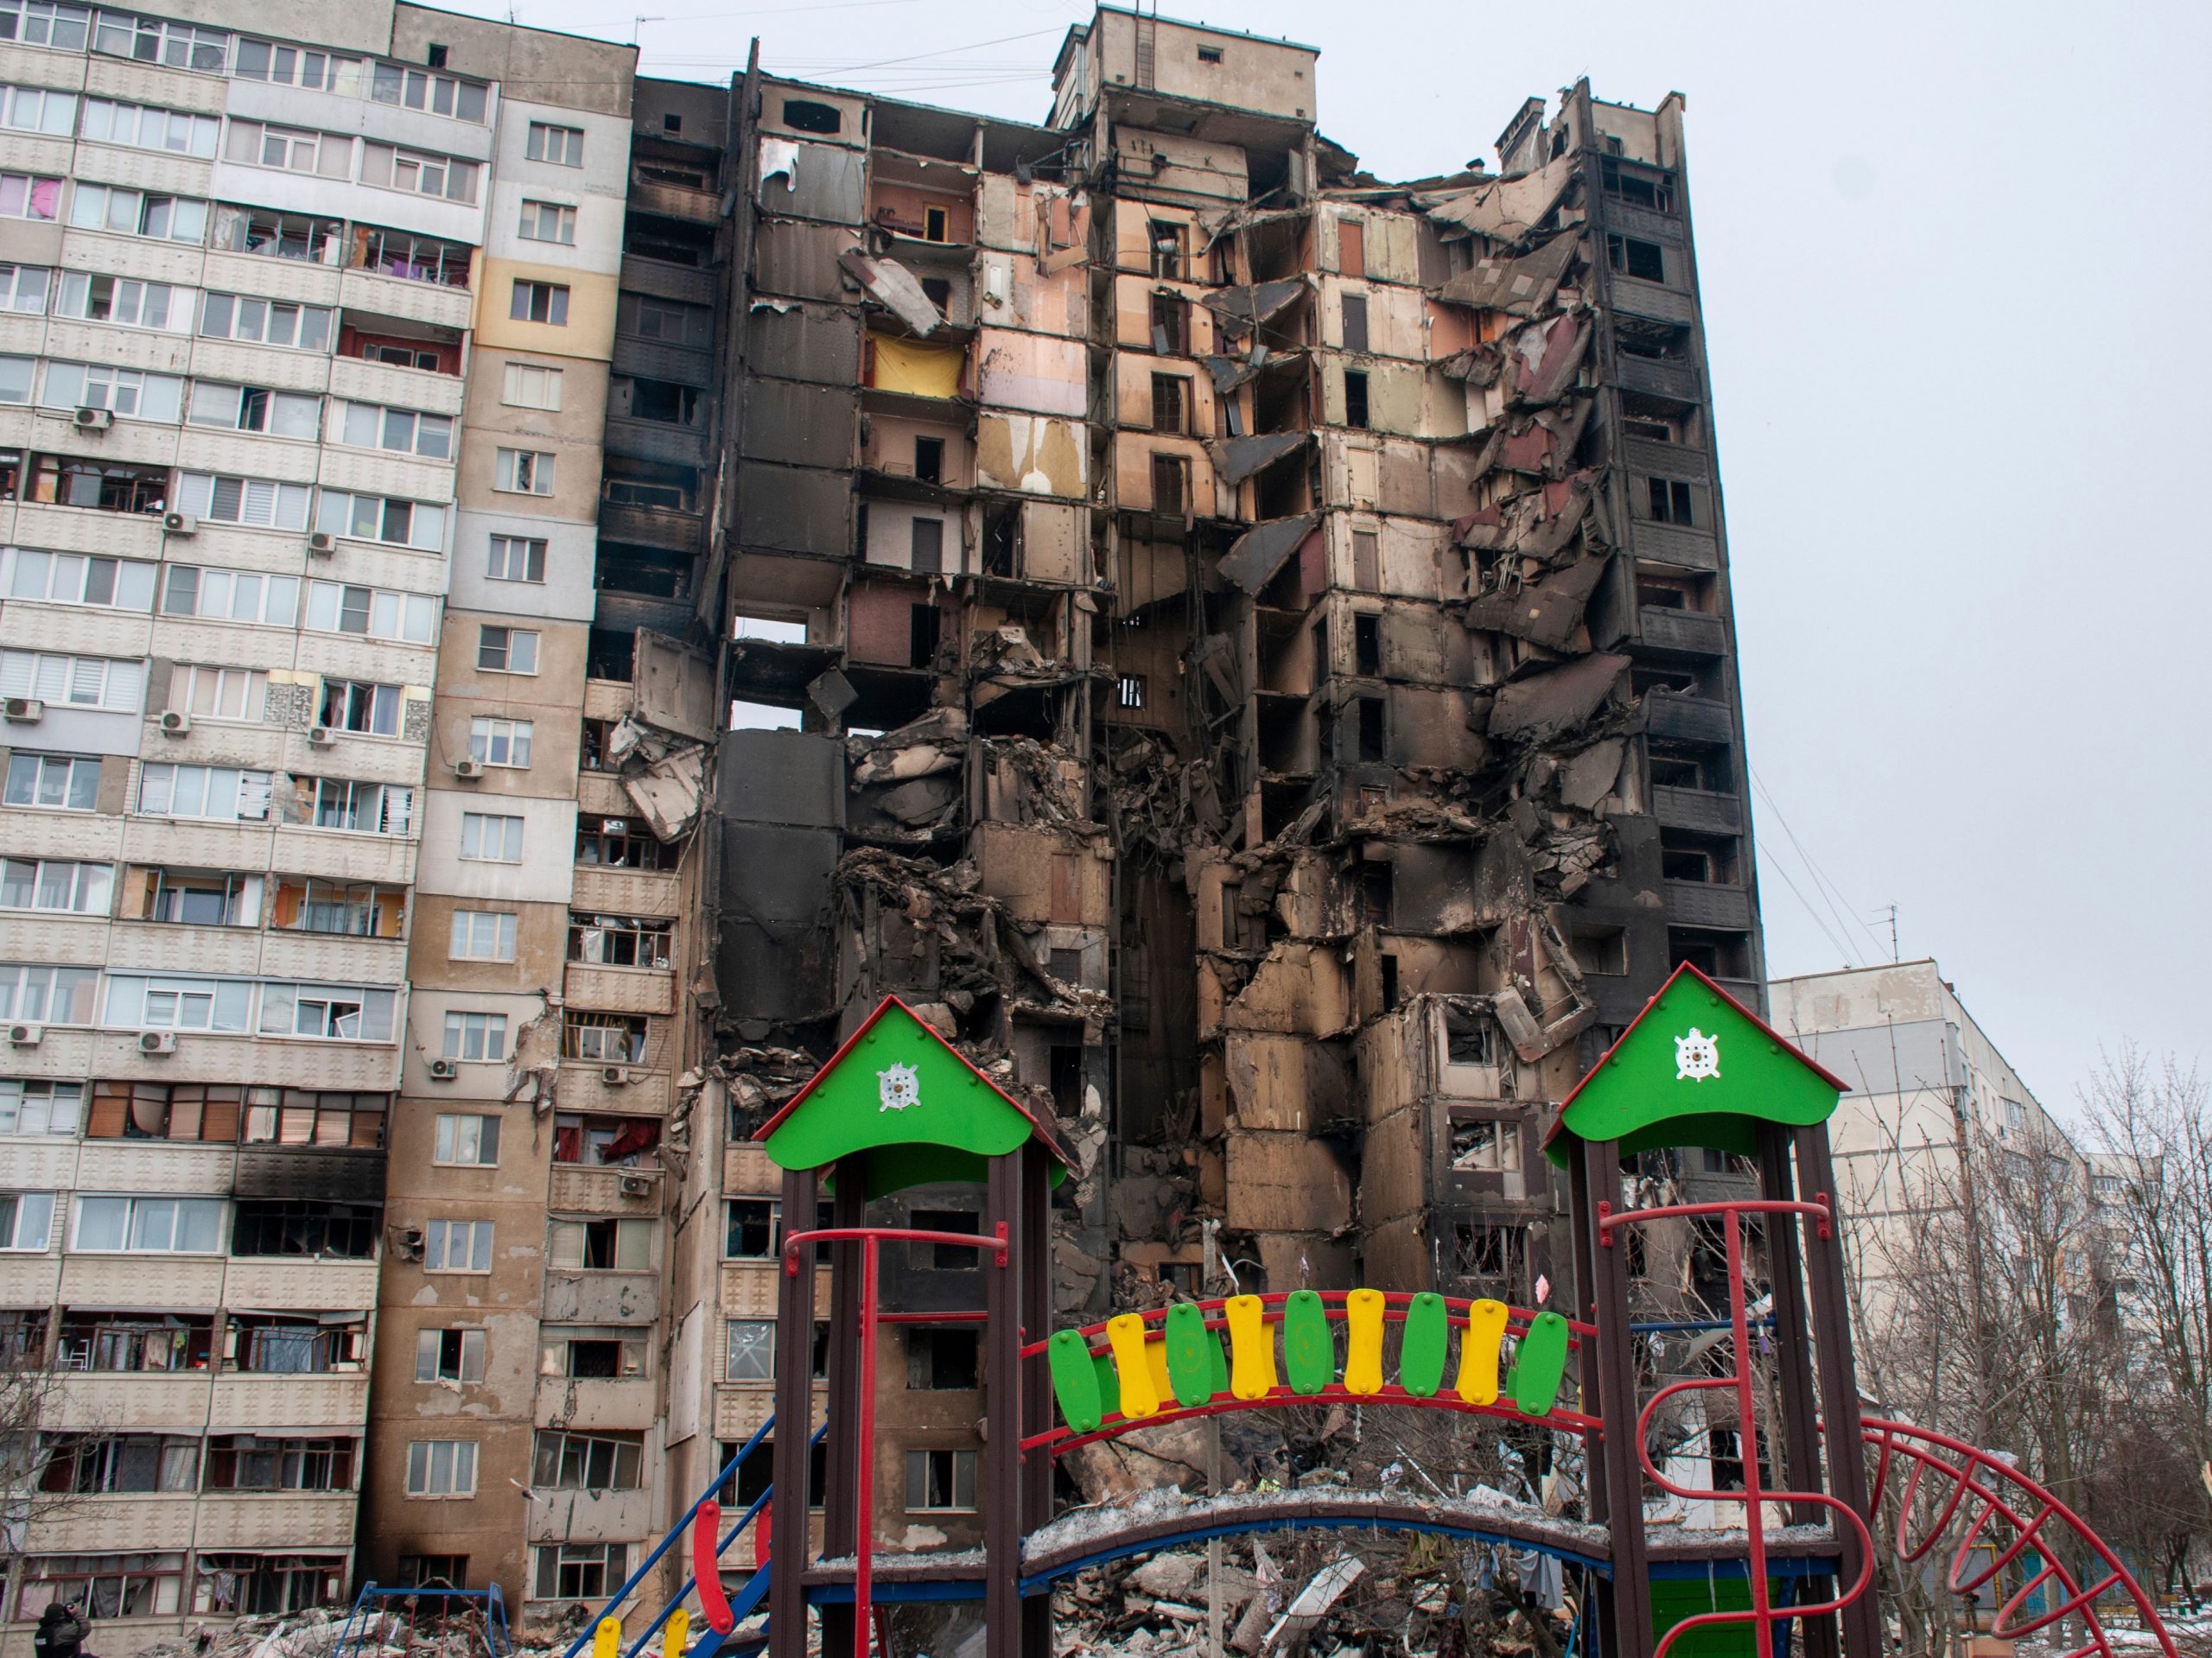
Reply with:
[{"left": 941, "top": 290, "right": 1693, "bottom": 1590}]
[
  {"left": 597, "top": 543, "right": 691, "bottom": 600},
  {"left": 1151, "top": 454, "right": 1186, "bottom": 516},
  {"left": 1662, "top": 846, "right": 1715, "bottom": 883},
  {"left": 910, "top": 1208, "right": 979, "bottom": 1270},
  {"left": 1150, "top": 372, "right": 1186, "bottom": 434},
  {"left": 1574, "top": 928, "right": 1629, "bottom": 975},
  {"left": 924, "top": 206, "right": 949, "bottom": 243},
  {"left": 587, "top": 627, "right": 635, "bottom": 683},
  {"left": 913, "top": 436, "right": 944, "bottom": 484},
  {"left": 629, "top": 378, "right": 699, "bottom": 425},
  {"left": 1356, "top": 696, "right": 1386, "bottom": 762},
  {"left": 909, "top": 602, "right": 942, "bottom": 669},
  {"left": 1601, "top": 156, "right": 1677, "bottom": 213},
  {"left": 1344, "top": 370, "right": 1370, "bottom": 429},
  {"left": 1646, "top": 477, "right": 1695, "bottom": 526},
  {"left": 1606, "top": 232, "right": 1666, "bottom": 284},
  {"left": 624, "top": 218, "right": 712, "bottom": 268},
  {"left": 906, "top": 1327, "right": 979, "bottom": 1390},
  {"left": 919, "top": 276, "right": 951, "bottom": 311},
  {"left": 781, "top": 98, "right": 840, "bottom": 135},
  {"left": 1341, "top": 294, "right": 1368, "bottom": 353},
  {"left": 1443, "top": 1007, "right": 1491, "bottom": 1064},
  {"left": 1049, "top": 1045, "right": 1084, "bottom": 1115},
  {"left": 1360, "top": 861, "right": 1392, "bottom": 928},
  {"left": 1452, "top": 1222, "right": 1527, "bottom": 1295},
  {"left": 1353, "top": 613, "right": 1381, "bottom": 676},
  {"left": 1378, "top": 953, "right": 1399, "bottom": 1010},
  {"left": 604, "top": 457, "right": 698, "bottom": 512},
  {"left": 982, "top": 502, "right": 1017, "bottom": 575},
  {"left": 910, "top": 517, "right": 944, "bottom": 575}
]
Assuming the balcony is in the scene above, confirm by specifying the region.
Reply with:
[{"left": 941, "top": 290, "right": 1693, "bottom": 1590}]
[
  {"left": 1652, "top": 785, "right": 1745, "bottom": 836},
  {"left": 524, "top": 1486, "right": 654, "bottom": 1542},
  {"left": 1637, "top": 606, "right": 1727, "bottom": 656},
  {"left": 210, "top": 1371, "right": 370, "bottom": 1427},
  {"left": 630, "top": 177, "right": 720, "bottom": 223},
  {"left": 191, "top": 1490, "right": 359, "bottom": 1549},
  {"left": 549, "top": 1163, "right": 663, "bottom": 1215},
  {"left": 613, "top": 334, "right": 715, "bottom": 389},
  {"left": 619, "top": 255, "right": 715, "bottom": 308},
  {"left": 565, "top": 963, "right": 674, "bottom": 1018},
  {"left": 1630, "top": 518, "right": 1719, "bottom": 572},
  {"left": 542, "top": 1272, "right": 660, "bottom": 1325},
  {"left": 1621, "top": 436, "right": 1707, "bottom": 480},
  {"left": 1643, "top": 690, "right": 1734, "bottom": 746},
  {"left": 604, "top": 413, "right": 709, "bottom": 469},
  {"left": 1664, "top": 879, "right": 1752, "bottom": 931},
  {"left": 1614, "top": 353, "right": 1701, "bottom": 403},
  {"left": 597, "top": 499, "right": 704, "bottom": 553},
  {"left": 536, "top": 1375, "right": 656, "bottom": 1430}
]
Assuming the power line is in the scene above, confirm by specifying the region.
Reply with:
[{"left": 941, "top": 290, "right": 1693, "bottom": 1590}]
[{"left": 1750, "top": 765, "right": 1888, "bottom": 963}]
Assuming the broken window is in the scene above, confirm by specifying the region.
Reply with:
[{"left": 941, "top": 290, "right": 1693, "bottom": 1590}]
[
  {"left": 1117, "top": 673, "right": 1147, "bottom": 709},
  {"left": 1443, "top": 1007, "right": 1492, "bottom": 1064},
  {"left": 549, "top": 1218, "right": 652, "bottom": 1271},
  {"left": 1601, "top": 156, "right": 1676, "bottom": 213},
  {"left": 1147, "top": 219, "right": 1185, "bottom": 281},
  {"left": 1341, "top": 293, "right": 1369, "bottom": 353},
  {"left": 1150, "top": 454, "right": 1186, "bottom": 516},
  {"left": 909, "top": 1208, "right": 979, "bottom": 1270},
  {"left": 1150, "top": 372, "right": 1187, "bottom": 434},
  {"left": 909, "top": 601, "right": 941, "bottom": 668},
  {"left": 1351, "top": 529, "right": 1380, "bottom": 590},
  {"left": 1353, "top": 613, "right": 1381, "bottom": 676},
  {"left": 1338, "top": 218, "right": 1364, "bottom": 278},
  {"left": 1343, "top": 369, "right": 1370, "bottom": 429},
  {"left": 1647, "top": 748, "right": 1713, "bottom": 791},
  {"left": 923, "top": 205, "right": 949, "bottom": 243},
  {"left": 1359, "top": 861, "right": 1392, "bottom": 927},
  {"left": 906, "top": 1448, "right": 976, "bottom": 1511},
  {"left": 780, "top": 98, "right": 839, "bottom": 135},
  {"left": 1662, "top": 846, "right": 1716, "bottom": 883},
  {"left": 909, "top": 517, "right": 944, "bottom": 574},
  {"left": 1452, "top": 1223, "right": 1527, "bottom": 1294},
  {"left": 1378, "top": 953, "right": 1399, "bottom": 1010},
  {"left": 724, "top": 1199, "right": 779, "bottom": 1258},
  {"left": 628, "top": 377, "right": 698, "bottom": 425},
  {"left": 919, "top": 276, "right": 951, "bottom": 311},
  {"left": 575, "top": 816, "right": 679, "bottom": 870},
  {"left": 1356, "top": 696, "right": 1386, "bottom": 762},
  {"left": 913, "top": 436, "right": 944, "bottom": 484},
  {"left": 1450, "top": 1117, "right": 1521, "bottom": 1173},
  {"left": 1646, "top": 477, "right": 1695, "bottom": 525},
  {"left": 1050, "top": 1045, "right": 1084, "bottom": 1114},
  {"left": 906, "top": 1328, "right": 978, "bottom": 1390},
  {"left": 563, "top": 1011, "right": 647, "bottom": 1063},
  {"left": 1149, "top": 291, "right": 1187, "bottom": 355},
  {"left": 1606, "top": 232, "right": 1666, "bottom": 283},
  {"left": 1574, "top": 928, "right": 1629, "bottom": 975},
  {"left": 587, "top": 627, "right": 634, "bottom": 682}
]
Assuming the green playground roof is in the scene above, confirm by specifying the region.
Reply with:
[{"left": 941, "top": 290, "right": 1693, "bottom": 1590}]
[
  {"left": 756, "top": 995, "right": 1073, "bottom": 1196},
  {"left": 1543, "top": 962, "right": 1847, "bottom": 1163}
]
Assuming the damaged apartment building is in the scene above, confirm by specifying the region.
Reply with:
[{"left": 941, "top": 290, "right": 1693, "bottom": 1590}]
[{"left": 700, "top": 4, "right": 1767, "bottom": 1553}]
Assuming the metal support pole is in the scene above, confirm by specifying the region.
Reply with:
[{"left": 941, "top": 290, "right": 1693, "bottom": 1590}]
[
  {"left": 855, "top": 1233, "right": 879, "bottom": 1658},
  {"left": 986, "top": 1153, "right": 1022, "bottom": 1658},
  {"left": 1585, "top": 1139, "right": 1657, "bottom": 1658},
  {"left": 1758, "top": 1124, "right": 1839, "bottom": 1658},
  {"left": 767, "top": 1167, "right": 818, "bottom": 1658}
]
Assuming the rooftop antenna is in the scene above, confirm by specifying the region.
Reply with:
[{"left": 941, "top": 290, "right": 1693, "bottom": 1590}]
[
  {"left": 1878, "top": 904, "right": 1898, "bottom": 962},
  {"left": 632, "top": 15, "right": 663, "bottom": 44}
]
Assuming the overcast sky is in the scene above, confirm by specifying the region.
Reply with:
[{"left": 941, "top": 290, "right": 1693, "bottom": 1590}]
[{"left": 448, "top": 0, "right": 2211, "bottom": 1115}]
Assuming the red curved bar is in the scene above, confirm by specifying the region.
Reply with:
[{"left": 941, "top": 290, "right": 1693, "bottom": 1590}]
[
  {"left": 693, "top": 1499, "right": 736, "bottom": 1634},
  {"left": 1020, "top": 1290, "right": 1594, "bottom": 1361},
  {"left": 782, "top": 1225, "right": 1006, "bottom": 1274},
  {"left": 1022, "top": 1383, "right": 1601, "bottom": 1455}
]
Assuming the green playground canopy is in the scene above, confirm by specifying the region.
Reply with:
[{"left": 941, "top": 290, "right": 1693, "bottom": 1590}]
[
  {"left": 1543, "top": 962, "right": 1847, "bottom": 1163},
  {"left": 756, "top": 995, "right": 1073, "bottom": 1196}
]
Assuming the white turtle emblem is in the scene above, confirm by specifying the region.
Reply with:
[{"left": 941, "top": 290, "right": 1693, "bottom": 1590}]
[
  {"left": 1674, "top": 1027, "right": 1720, "bottom": 1083},
  {"left": 877, "top": 1062, "right": 921, "bottom": 1113}
]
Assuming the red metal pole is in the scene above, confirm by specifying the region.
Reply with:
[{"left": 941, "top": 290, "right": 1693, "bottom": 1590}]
[{"left": 856, "top": 1233, "right": 878, "bottom": 1658}]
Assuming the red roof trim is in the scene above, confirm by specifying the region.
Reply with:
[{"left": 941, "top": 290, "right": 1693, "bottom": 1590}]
[
  {"left": 752, "top": 994, "right": 1073, "bottom": 1167},
  {"left": 1542, "top": 962, "right": 1849, "bottom": 1148}
]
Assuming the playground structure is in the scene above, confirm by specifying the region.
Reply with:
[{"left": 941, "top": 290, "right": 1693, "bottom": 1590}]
[{"left": 566, "top": 968, "right": 2181, "bottom": 1658}]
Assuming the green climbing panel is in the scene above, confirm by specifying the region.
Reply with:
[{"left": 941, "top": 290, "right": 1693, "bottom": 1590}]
[
  {"left": 1399, "top": 1293, "right": 1449, "bottom": 1397},
  {"left": 1512, "top": 1310, "right": 1570, "bottom": 1416},
  {"left": 1047, "top": 1329, "right": 1103, "bottom": 1433},
  {"left": 1093, "top": 1347, "right": 1119, "bottom": 1420},
  {"left": 1282, "top": 1291, "right": 1332, "bottom": 1395},
  {"left": 1163, "top": 1303, "right": 1217, "bottom": 1407}
]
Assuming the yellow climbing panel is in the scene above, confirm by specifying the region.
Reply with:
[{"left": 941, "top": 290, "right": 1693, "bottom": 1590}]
[
  {"left": 1344, "top": 1287, "right": 1386, "bottom": 1395},
  {"left": 1224, "top": 1294, "right": 1280, "bottom": 1400},
  {"left": 1454, "top": 1298, "right": 1511, "bottom": 1406},
  {"left": 1105, "top": 1312, "right": 1161, "bottom": 1419}
]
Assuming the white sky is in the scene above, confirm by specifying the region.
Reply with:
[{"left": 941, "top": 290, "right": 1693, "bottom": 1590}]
[{"left": 454, "top": 0, "right": 2212, "bottom": 1113}]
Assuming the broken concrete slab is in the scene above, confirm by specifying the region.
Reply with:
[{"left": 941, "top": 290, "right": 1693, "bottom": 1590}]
[
  {"left": 1487, "top": 652, "right": 1630, "bottom": 744},
  {"left": 836, "top": 249, "right": 944, "bottom": 335},
  {"left": 1462, "top": 556, "right": 1605, "bottom": 651},
  {"left": 1209, "top": 431, "right": 1312, "bottom": 487},
  {"left": 1433, "top": 232, "right": 1579, "bottom": 318},
  {"left": 1217, "top": 513, "right": 1319, "bottom": 593}
]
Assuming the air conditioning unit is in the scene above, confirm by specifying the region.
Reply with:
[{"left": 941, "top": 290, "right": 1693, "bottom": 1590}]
[
  {"left": 308, "top": 725, "right": 338, "bottom": 746},
  {"left": 601, "top": 1065, "right": 632, "bottom": 1087},
  {"left": 139, "top": 1031, "right": 178, "bottom": 1055},
  {"left": 2, "top": 696, "right": 43, "bottom": 723},
  {"left": 308, "top": 531, "right": 337, "bottom": 556},
  {"left": 452, "top": 757, "right": 485, "bottom": 778},
  {"left": 162, "top": 511, "right": 198, "bottom": 536},
  {"left": 159, "top": 709, "right": 191, "bottom": 736},
  {"left": 73, "top": 406, "right": 113, "bottom": 432},
  {"left": 429, "top": 1058, "right": 459, "bottom": 1081},
  {"left": 618, "top": 1174, "right": 652, "bottom": 1197},
  {"left": 7, "top": 1023, "right": 41, "bottom": 1047}
]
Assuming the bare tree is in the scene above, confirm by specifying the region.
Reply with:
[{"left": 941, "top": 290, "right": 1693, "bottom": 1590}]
[{"left": 0, "top": 1310, "right": 111, "bottom": 1552}]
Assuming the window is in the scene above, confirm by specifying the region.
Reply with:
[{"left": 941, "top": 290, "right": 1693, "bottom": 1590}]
[
  {"left": 1645, "top": 477, "right": 1695, "bottom": 525},
  {"left": 1573, "top": 928, "right": 1629, "bottom": 975},
  {"left": 1, "top": 263, "right": 51, "bottom": 313},
  {"left": 348, "top": 224, "right": 472, "bottom": 286},
  {"left": 6, "top": 549, "right": 158, "bottom": 611},
  {"left": 0, "top": 1191, "right": 54, "bottom": 1250},
  {"left": 16, "top": 1553, "right": 188, "bottom": 1621},
  {"left": 519, "top": 200, "right": 576, "bottom": 244},
  {"left": 395, "top": 1556, "right": 468, "bottom": 1591},
  {"left": 170, "top": 664, "right": 267, "bottom": 723},
  {"left": 460, "top": 812, "right": 524, "bottom": 863},
  {"left": 1341, "top": 293, "right": 1369, "bottom": 353},
  {"left": 305, "top": 581, "right": 438, "bottom": 643},
  {"left": 1116, "top": 673, "right": 1146, "bottom": 710},
  {"left": 1344, "top": 369, "right": 1370, "bottom": 429},
  {"left": 92, "top": 10, "right": 226, "bottom": 70},
  {"left": 449, "top": 912, "right": 517, "bottom": 962},
  {"left": 1150, "top": 454, "right": 1186, "bottom": 515},
  {"left": 80, "top": 97, "right": 217, "bottom": 156},
  {"left": 337, "top": 403, "right": 454, "bottom": 459},
  {"left": 502, "top": 362, "right": 565, "bottom": 409},
  {"left": 1150, "top": 372, "right": 1187, "bottom": 433},
  {"left": 442, "top": 1012, "right": 508, "bottom": 1063},
  {"left": 533, "top": 1430, "right": 643, "bottom": 1490},
  {"left": 0, "top": 172, "right": 61, "bottom": 221},
  {"left": 1197, "top": 43, "right": 1223, "bottom": 63},
  {"left": 0, "top": 1079, "right": 82, "bottom": 1135},
  {"left": 575, "top": 816, "right": 680, "bottom": 870},
  {"left": 726, "top": 1320, "right": 774, "bottom": 1382},
  {"left": 232, "top": 39, "right": 365, "bottom": 96},
  {"left": 99, "top": 970, "right": 255, "bottom": 1030},
  {"left": 138, "top": 869, "right": 257, "bottom": 927},
  {"left": 361, "top": 143, "right": 479, "bottom": 203},
  {"left": 41, "top": 1433, "right": 199, "bottom": 1494},
  {"left": 724, "top": 1199, "right": 779, "bottom": 1259},
  {"left": 298, "top": 779, "right": 414, "bottom": 837},
  {"left": 1606, "top": 232, "right": 1666, "bottom": 283},
  {"left": 1603, "top": 156, "right": 1679, "bottom": 212},
  {"left": 526, "top": 121, "right": 584, "bottom": 166},
  {"left": 162, "top": 566, "right": 297, "bottom": 626},
  {"left": 906, "top": 1449, "right": 977, "bottom": 1511},
  {"left": 367, "top": 61, "right": 487, "bottom": 122},
  {"left": 433, "top": 1113, "right": 500, "bottom": 1166},
  {"left": 511, "top": 281, "right": 569, "bottom": 325},
  {"left": 535, "top": 1544, "right": 627, "bottom": 1603},
  {"left": 542, "top": 1330, "right": 646, "bottom": 1380},
  {"left": 551, "top": 1114, "right": 659, "bottom": 1167},
  {"left": 416, "top": 1327, "right": 486, "bottom": 1384},
  {"left": 72, "top": 1195, "right": 224, "bottom": 1254},
  {"left": 0, "top": 353, "right": 26, "bottom": 402},
  {"left": 468, "top": 717, "right": 533, "bottom": 769},
  {"left": 22, "top": 455, "right": 169, "bottom": 513},
  {"left": 258, "top": 981, "right": 397, "bottom": 1041},
  {"left": 1149, "top": 291, "right": 1187, "bottom": 354},
  {"left": 54, "top": 1310, "right": 211, "bottom": 1371},
  {"left": 316, "top": 492, "right": 448, "bottom": 551},
  {"left": 0, "top": 1, "right": 92, "bottom": 50},
  {"left": 563, "top": 1011, "right": 646, "bottom": 1064},
  {"left": 548, "top": 1217, "right": 651, "bottom": 1271},
  {"left": 39, "top": 364, "right": 183, "bottom": 424},
  {"left": 2003, "top": 1098, "right": 2027, "bottom": 1130},
  {"left": 909, "top": 517, "right": 944, "bottom": 575},
  {"left": 199, "top": 293, "right": 333, "bottom": 351},
  {"left": 912, "top": 435, "right": 944, "bottom": 483},
  {"left": 224, "top": 119, "right": 350, "bottom": 178},
  {"left": 175, "top": 472, "right": 313, "bottom": 530},
  {"left": 5, "top": 753, "right": 99, "bottom": 811},
  {"left": 317, "top": 678, "right": 404, "bottom": 736},
  {"left": 2, "top": 651, "right": 142, "bottom": 710},
  {"left": 357, "top": 339, "right": 442, "bottom": 371},
  {"left": 0, "top": 858, "right": 111, "bottom": 914},
  {"left": 404, "top": 1439, "right": 477, "bottom": 1497},
  {"left": 623, "top": 292, "right": 710, "bottom": 346},
  {"left": 191, "top": 1554, "right": 346, "bottom": 1617},
  {"left": 1449, "top": 1115, "right": 1521, "bottom": 1173},
  {"left": 1147, "top": 219, "right": 1185, "bottom": 281},
  {"left": 568, "top": 913, "right": 671, "bottom": 968},
  {"left": 211, "top": 206, "right": 341, "bottom": 263},
  {"left": 0, "top": 964, "right": 99, "bottom": 1023},
  {"left": 494, "top": 449, "right": 556, "bottom": 496},
  {"left": 477, "top": 626, "right": 541, "bottom": 677},
  {"left": 203, "top": 1435, "right": 353, "bottom": 1491},
  {"left": 906, "top": 1328, "right": 979, "bottom": 1389},
  {"left": 487, "top": 535, "right": 548, "bottom": 582},
  {"left": 423, "top": 1219, "right": 493, "bottom": 1274}
]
